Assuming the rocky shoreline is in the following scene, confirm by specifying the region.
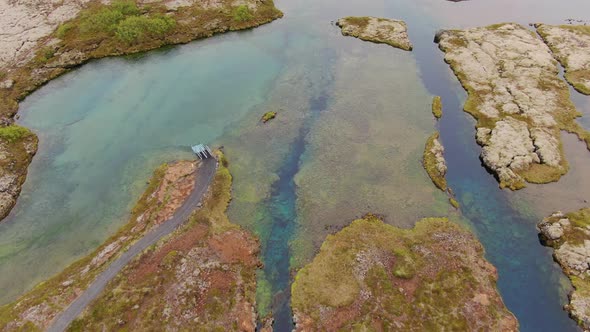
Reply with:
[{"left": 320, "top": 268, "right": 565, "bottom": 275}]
[
  {"left": 291, "top": 215, "right": 518, "bottom": 330},
  {"left": 536, "top": 24, "right": 590, "bottom": 95},
  {"left": 0, "top": 0, "right": 283, "bottom": 224},
  {"left": 436, "top": 23, "right": 590, "bottom": 190},
  {"left": 538, "top": 208, "right": 590, "bottom": 330},
  {"left": 336, "top": 16, "right": 413, "bottom": 51}
]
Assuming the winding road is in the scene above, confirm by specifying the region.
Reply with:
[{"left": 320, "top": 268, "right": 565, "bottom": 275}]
[{"left": 47, "top": 157, "right": 217, "bottom": 332}]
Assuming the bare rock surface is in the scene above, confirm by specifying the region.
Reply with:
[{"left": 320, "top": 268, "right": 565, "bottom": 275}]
[
  {"left": 536, "top": 24, "right": 590, "bottom": 95},
  {"left": 336, "top": 16, "right": 412, "bottom": 51},
  {"left": 436, "top": 23, "right": 587, "bottom": 190},
  {"left": 0, "top": 0, "right": 90, "bottom": 69},
  {"left": 538, "top": 208, "right": 590, "bottom": 330}
]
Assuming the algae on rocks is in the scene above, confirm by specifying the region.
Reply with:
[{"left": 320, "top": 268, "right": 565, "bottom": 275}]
[
  {"left": 336, "top": 16, "right": 413, "bottom": 51},
  {"left": 536, "top": 24, "right": 590, "bottom": 95},
  {"left": 538, "top": 208, "right": 590, "bottom": 330},
  {"left": 291, "top": 215, "right": 518, "bottom": 331},
  {"left": 436, "top": 23, "right": 590, "bottom": 190}
]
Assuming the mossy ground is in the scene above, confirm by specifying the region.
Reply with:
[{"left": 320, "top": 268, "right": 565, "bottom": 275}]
[
  {"left": 68, "top": 151, "right": 261, "bottom": 331},
  {"left": 291, "top": 215, "right": 517, "bottom": 331},
  {"left": 0, "top": 161, "right": 180, "bottom": 330},
  {"left": 431, "top": 95, "right": 442, "bottom": 119},
  {"left": 423, "top": 132, "right": 447, "bottom": 191}
]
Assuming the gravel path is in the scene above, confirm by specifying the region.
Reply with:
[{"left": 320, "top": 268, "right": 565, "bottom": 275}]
[{"left": 47, "top": 157, "right": 217, "bottom": 332}]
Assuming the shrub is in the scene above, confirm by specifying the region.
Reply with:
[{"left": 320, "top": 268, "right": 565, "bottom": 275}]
[
  {"left": 232, "top": 5, "right": 253, "bottom": 22},
  {"left": 79, "top": 1, "right": 140, "bottom": 35},
  {"left": 56, "top": 22, "right": 74, "bottom": 38},
  {"left": 0, "top": 125, "right": 32, "bottom": 143},
  {"left": 115, "top": 15, "right": 175, "bottom": 43}
]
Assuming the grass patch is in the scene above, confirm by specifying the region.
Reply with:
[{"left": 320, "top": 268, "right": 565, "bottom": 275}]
[
  {"left": 232, "top": 5, "right": 253, "bottom": 22},
  {"left": 340, "top": 16, "right": 370, "bottom": 30},
  {"left": 431, "top": 96, "right": 442, "bottom": 119},
  {"left": 0, "top": 125, "right": 32, "bottom": 143}
]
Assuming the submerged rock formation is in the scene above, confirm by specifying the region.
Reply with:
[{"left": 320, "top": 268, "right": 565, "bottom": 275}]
[
  {"left": 436, "top": 23, "right": 590, "bottom": 190},
  {"left": 291, "top": 215, "right": 518, "bottom": 331},
  {"left": 336, "top": 16, "right": 413, "bottom": 51},
  {"left": 423, "top": 132, "right": 447, "bottom": 191},
  {"left": 538, "top": 208, "right": 590, "bottom": 330},
  {"left": 536, "top": 24, "right": 590, "bottom": 95}
]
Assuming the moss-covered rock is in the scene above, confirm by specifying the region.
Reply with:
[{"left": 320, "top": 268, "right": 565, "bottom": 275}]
[
  {"left": 436, "top": 23, "right": 590, "bottom": 190},
  {"left": 292, "top": 215, "right": 518, "bottom": 331},
  {"left": 536, "top": 24, "right": 590, "bottom": 95},
  {"left": 432, "top": 95, "right": 442, "bottom": 119},
  {"left": 538, "top": 208, "right": 590, "bottom": 329},
  {"left": 336, "top": 16, "right": 412, "bottom": 51},
  {"left": 261, "top": 111, "right": 277, "bottom": 123}
]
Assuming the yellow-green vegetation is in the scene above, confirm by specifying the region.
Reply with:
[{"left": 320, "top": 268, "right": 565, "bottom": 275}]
[
  {"left": 291, "top": 215, "right": 517, "bottom": 331},
  {"left": 68, "top": 151, "right": 261, "bottom": 331},
  {"left": 261, "top": 111, "right": 277, "bottom": 123},
  {"left": 0, "top": 162, "right": 185, "bottom": 330},
  {"left": 0, "top": 125, "right": 32, "bottom": 143},
  {"left": 449, "top": 197, "right": 460, "bottom": 209},
  {"left": 0, "top": 0, "right": 283, "bottom": 223},
  {"left": 423, "top": 132, "right": 447, "bottom": 191},
  {"left": 431, "top": 95, "right": 442, "bottom": 119},
  {"left": 538, "top": 208, "right": 590, "bottom": 330}
]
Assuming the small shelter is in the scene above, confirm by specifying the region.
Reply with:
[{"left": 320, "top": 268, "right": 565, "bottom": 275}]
[{"left": 192, "top": 144, "right": 213, "bottom": 159}]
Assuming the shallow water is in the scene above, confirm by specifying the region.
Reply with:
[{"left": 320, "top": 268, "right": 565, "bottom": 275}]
[{"left": 2, "top": 0, "right": 590, "bottom": 330}]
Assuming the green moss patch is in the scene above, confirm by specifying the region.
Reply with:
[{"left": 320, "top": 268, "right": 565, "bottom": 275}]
[
  {"left": 261, "top": 111, "right": 277, "bottom": 123},
  {"left": 292, "top": 215, "right": 517, "bottom": 331},
  {"left": 431, "top": 96, "right": 442, "bottom": 119}
]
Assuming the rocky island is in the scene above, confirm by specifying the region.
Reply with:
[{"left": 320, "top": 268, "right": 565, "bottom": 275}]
[
  {"left": 536, "top": 24, "right": 590, "bottom": 95},
  {"left": 291, "top": 215, "right": 518, "bottom": 330},
  {"left": 336, "top": 17, "right": 413, "bottom": 51},
  {"left": 538, "top": 208, "right": 590, "bottom": 330},
  {"left": 0, "top": 153, "right": 262, "bottom": 331},
  {"left": 0, "top": 0, "right": 283, "bottom": 223},
  {"left": 436, "top": 23, "right": 590, "bottom": 190},
  {"left": 423, "top": 132, "right": 448, "bottom": 192}
]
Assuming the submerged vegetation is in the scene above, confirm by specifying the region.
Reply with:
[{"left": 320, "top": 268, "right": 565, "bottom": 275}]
[
  {"left": 291, "top": 215, "right": 517, "bottom": 331},
  {"left": 261, "top": 111, "right": 277, "bottom": 123}
]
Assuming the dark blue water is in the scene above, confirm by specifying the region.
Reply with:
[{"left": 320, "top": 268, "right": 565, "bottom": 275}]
[
  {"left": 263, "top": 94, "right": 329, "bottom": 330},
  {"left": 405, "top": 17, "right": 578, "bottom": 332}
]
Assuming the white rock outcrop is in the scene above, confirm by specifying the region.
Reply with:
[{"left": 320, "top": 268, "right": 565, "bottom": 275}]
[
  {"left": 336, "top": 16, "right": 413, "bottom": 51},
  {"left": 536, "top": 24, "right": 590, "bottom": 95},
  {"left": 437, "top": 23, "right": 577, "bottom": 189}
]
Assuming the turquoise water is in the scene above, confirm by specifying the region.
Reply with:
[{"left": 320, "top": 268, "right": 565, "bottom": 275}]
[{"left": 1, "top": 0, "right": 590, "bottom": 330}]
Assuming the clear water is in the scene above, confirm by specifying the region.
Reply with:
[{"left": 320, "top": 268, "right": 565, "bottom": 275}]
[{"left": 1, "top": 0, "right": 590, "bottom": 331}]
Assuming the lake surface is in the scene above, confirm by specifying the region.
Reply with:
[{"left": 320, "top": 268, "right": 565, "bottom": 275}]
[{"left": 2, "top": 0, "right": 590, "bottom": 330}]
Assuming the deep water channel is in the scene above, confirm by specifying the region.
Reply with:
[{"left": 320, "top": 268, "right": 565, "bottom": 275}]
[{"left": 2, "top": 0, "right": 590, "bottom": 331}]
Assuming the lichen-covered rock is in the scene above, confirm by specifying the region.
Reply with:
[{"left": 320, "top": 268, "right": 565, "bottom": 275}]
[
  {"left": 292, "top": 215, "right": 518, "bottom": 331},
  {"left": 423, "top": 132, "right": 448, "bottom": 191},
  {"left": 536, "top": 24, "right": 590, "bottom": 95},
  {"left": 538, "top": 208, "right": 590, "bottom": 330},
  {"left": 436, "top": 23, "right": 587, "bottom": 190},
  {"left": 336, "top": 16, "right": 413, "bottom": 51}
]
